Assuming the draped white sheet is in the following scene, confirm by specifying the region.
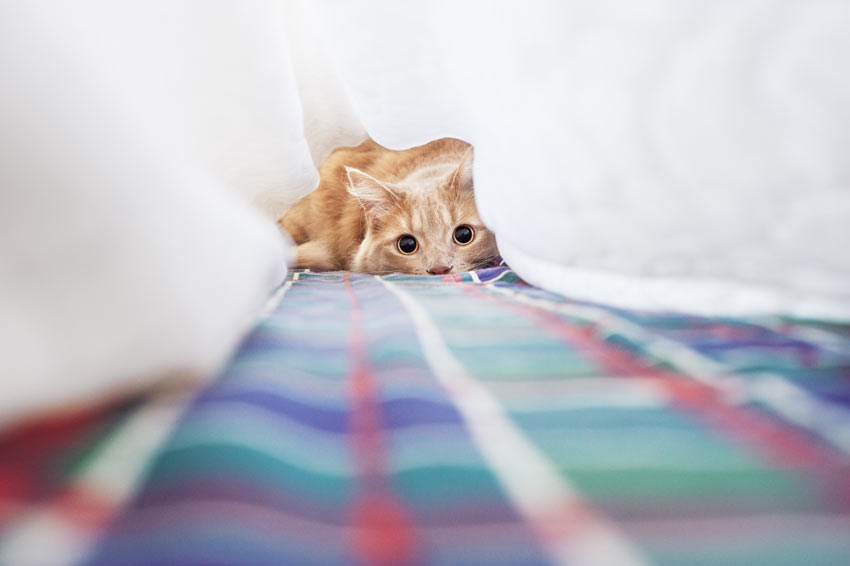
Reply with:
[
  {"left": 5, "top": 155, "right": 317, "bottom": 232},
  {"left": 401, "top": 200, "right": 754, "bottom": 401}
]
[
  {"left": 2, "top": 1, "right": 849, "bottom": 419},
  {"left": 316, "top": 0, "right": 850, "bottom": 320}
]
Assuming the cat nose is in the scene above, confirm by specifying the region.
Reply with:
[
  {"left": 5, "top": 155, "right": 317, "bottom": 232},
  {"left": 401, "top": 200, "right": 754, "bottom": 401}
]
[{"left": 427, "top": 264, "right": 452, "bottom": 275}]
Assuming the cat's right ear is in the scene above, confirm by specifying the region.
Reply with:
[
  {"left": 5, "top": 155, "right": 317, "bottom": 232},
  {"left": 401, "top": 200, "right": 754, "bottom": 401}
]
[
  {"left": 449, "top": 146, "right": 474, "bottom": 194},
  {"left": 345, "top": 166, "right": 397, "bottom": 215}
]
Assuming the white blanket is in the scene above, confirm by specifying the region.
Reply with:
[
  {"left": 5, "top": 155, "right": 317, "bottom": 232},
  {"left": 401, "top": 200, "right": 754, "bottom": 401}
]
[
  {"left": 2, "top": 0, "right": 849, "bottom": 419},
  {"left": 317, "top": 0, "right": 850, "bottom": 319}
]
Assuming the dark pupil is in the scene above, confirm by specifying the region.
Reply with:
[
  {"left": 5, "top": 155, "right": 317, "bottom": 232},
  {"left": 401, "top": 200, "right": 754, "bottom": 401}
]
[
  {"left": 399, "top": 236, "right": 417, "bottom": 253},
  {"left": 455, "top": 226, "right": 472, "bottom": 243}
]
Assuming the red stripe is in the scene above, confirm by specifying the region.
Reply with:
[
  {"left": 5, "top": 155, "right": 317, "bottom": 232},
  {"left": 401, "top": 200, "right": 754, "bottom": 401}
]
[
  {"left": 0, "top": 399, "right": 130, "bottom": 528},
  {"left": 344, "top": 274, "right": 419, "bottom": 566},
  {"left": 52, "top": 484, "right": 115, "bottom": 532},
  {"left": 461, "top": 282, "right": 850, "bottom": 508}
]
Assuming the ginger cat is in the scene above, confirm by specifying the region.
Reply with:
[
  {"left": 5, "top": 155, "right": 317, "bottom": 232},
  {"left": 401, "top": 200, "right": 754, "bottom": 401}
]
[{"left": 279, "top": 138, "right": 499, "bottom": 275}]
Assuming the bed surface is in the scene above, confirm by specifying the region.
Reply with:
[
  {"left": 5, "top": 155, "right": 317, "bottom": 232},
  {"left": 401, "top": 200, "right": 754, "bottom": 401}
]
[{"left": 2, "top": 263, "right": 850, "bottom": 565}]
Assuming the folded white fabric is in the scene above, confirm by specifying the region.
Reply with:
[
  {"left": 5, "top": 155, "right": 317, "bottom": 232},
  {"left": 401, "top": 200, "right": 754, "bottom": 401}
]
[
  {"left": 0, "top": 2, "right": 295, "bottom": 422},
  {"left": 323, "top": 0, "right": 850, "bottom": 319}
]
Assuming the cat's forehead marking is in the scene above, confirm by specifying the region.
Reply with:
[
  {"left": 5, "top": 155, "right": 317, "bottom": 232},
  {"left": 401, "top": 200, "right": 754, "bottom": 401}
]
[
  {"left": 397, "top": 193, "right": 456, "bottom": 238},
  {"left": 400, "top": 162, "right": 456, "bottom": 191}
]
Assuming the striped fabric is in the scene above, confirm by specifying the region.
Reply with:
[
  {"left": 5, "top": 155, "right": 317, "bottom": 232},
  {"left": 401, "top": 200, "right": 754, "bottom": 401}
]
[{"left": 2, "top": 263, "right": 850, "bottom": 565}]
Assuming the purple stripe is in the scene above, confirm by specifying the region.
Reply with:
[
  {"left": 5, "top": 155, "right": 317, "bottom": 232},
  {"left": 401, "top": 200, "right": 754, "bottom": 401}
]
[{"left": 193, "top": 390, "right": 463, "bottom": 432}]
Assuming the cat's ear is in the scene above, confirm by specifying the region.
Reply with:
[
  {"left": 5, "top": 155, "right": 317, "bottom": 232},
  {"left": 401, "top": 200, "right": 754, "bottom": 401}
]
[
  {"left": 345, "top": 166, "right": 397, "bottom": 215},
  {"left": 448, "top": 146, "right": 474, "bottom": 193}
]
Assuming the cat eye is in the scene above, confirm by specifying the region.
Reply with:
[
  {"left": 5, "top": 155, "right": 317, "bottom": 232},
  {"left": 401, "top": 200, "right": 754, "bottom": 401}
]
[
  {"left": 453, "top": 225, "right": 475, "bottom": 245},
  {"left": 397, "top": 234, "right": 418, "bottom": 255}
]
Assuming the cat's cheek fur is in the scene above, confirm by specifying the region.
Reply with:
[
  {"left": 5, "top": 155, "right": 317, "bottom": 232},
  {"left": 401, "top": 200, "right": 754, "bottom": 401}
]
[
  {"left": 295, "top": 241, "right": 337, "bottom": 271},
  {"left": 350, "top": 241, "right": 371, "bottom": 273},
  {"left": 352, "top": 229, "right": 422, "bottom": 275},
  {"left": 351, "top": 236, "right": 392, "bottom": 274}
]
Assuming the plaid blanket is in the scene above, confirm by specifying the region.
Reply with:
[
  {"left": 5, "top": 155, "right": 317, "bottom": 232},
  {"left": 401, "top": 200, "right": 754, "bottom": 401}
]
[{"left": 2, "top": 263, "right": 850, "bottom": 565}]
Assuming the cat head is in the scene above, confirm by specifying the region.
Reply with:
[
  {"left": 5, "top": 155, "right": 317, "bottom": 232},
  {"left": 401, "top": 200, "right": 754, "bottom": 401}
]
[{"left": 346, "top": 149, "right": 498, "bottom": 275}]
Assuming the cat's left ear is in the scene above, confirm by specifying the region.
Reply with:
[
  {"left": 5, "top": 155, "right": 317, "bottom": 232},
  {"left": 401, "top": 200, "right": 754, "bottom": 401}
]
[
  {"left": 449, "top": 146, "right": 474, "bottom": 193},
  {"left": 345, "top": 166, "right": 398, "bottom": 216}
]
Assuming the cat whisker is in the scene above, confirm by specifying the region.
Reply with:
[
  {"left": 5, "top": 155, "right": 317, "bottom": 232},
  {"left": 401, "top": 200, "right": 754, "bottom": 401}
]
[{"left": 468, "top": 255, "right": 498, "bottom": 269}]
